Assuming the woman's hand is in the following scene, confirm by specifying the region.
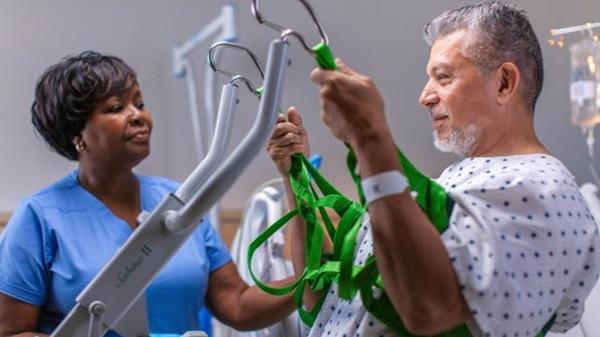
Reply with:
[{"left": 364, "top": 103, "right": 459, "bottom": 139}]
[
  {"left": 266, "top": 108, "right": 330, "bottom": 311},
  {"left": 267, "top": 107, "right": 310, "bottom": 176}
]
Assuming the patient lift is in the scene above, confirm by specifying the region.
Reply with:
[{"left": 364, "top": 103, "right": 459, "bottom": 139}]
[
  {"left": 172, "top": 3, "right": 238, "bottom": 231},
  {"left": 49, "top": 21, "right": 295, "bottom": 337},
  {"left": 206, "top": 41, "right": 322, "bottom": 337}
]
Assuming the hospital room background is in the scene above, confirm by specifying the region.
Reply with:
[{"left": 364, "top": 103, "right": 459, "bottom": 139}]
[{"left": 1, "top": 0, "right": 600, "bottom": 337}]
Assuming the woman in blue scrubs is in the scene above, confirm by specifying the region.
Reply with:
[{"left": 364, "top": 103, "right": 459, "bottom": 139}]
[{"left": 0, "top": 51, "right": 295, "bottom": 337}]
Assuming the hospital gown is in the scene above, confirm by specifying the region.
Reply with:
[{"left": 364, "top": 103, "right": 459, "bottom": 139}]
[{"left": 306, "top": 154, "right": 600, "bottom": 337}]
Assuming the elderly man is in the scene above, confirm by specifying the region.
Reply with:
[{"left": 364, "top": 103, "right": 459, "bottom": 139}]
[{"left": 267, "top": 2, "right": 600, "bottom": 337}]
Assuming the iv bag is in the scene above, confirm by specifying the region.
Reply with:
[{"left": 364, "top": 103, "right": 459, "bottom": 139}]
[{"left": 569, "top": 38, "right": 600, "bottom": 126}]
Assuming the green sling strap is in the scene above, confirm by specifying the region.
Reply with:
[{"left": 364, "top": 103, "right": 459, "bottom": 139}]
[{"left": 247, "top": 42, "right": 553, "bottom": 337}]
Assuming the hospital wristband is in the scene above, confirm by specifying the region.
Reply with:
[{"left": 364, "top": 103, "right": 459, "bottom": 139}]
[{"left": 361, "top": 170, "right": 409, "bottom": 204}]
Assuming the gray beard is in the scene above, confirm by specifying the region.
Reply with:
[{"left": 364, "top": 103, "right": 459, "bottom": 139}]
[{"left": 433, "top": 124, "right": 481, "bottom": 157}]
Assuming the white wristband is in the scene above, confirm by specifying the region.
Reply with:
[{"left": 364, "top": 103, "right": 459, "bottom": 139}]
[{"left": 361, "top": 170, "right": 408, "bottom": 204}]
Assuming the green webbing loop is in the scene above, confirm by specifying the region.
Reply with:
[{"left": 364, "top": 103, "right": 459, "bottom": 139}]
[
  {"left": 337, "top": 204, "right": 365, "bottom": 300},
  {"left": 312, "top": 42, "right": 337, "bottom": 70},
  {"left": 255, "top": 86, "right": 264, "bottom": 98},
  {"left": 346, "top": 146, "right": 366, "bottom": 204},
  {"left": 248, "top": 209, "right": 306, "bottom": 295},
  {"left": 538, "top": 314, "right": 556, "bottom": 337}
]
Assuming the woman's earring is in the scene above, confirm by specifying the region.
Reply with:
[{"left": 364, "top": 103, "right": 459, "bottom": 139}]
[{"left": 75, "top": 142, "right": 86, "bottom": 153}]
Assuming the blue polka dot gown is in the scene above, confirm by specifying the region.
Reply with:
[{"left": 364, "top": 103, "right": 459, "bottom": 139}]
[{"left": 306, "top": 154, "right": 600, "bottom": 337}]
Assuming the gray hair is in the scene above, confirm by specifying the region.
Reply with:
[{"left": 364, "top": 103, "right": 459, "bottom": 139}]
[{"left": 423, "top": 2, "right": 544, "bottom": 112}]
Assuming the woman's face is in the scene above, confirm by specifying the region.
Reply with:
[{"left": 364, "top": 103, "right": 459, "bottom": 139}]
[{"left": 78, "top": 83, "right": 153, "bottom": 170}]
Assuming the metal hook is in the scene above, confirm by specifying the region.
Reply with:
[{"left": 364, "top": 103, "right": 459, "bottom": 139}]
[
  {"left": 208, "top": 41, "right": 264, "bottom": 96},
  {"left": 280, "top": 29, "right": 313, "bottom": 54},
  {"left": 250, "top": 0, "right": 329, "bottom": 52},
  {"left": 251, "top": 0, "right": 285, "bottom": 32},
  {"left": 230, "top": 75, "right": 260, "bottom": 95}
]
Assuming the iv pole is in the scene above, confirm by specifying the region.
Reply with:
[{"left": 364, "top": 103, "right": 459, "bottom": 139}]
[
  {"left": 549, "top": 22, "right": 600, "bottom": 39},
  {"left": 172, "top": 3, "right": 238, "bottom": 231},
  {"left": 548, "top": 22, "right": 600, "bottom": 186}
]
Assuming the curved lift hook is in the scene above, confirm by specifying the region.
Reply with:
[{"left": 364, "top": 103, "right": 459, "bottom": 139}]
[
  {"left": 250, "top": 0, "right": 330, "bottom": 54},
  {"left": 208, "top": 41, "right": 265, "bottom": 97}
]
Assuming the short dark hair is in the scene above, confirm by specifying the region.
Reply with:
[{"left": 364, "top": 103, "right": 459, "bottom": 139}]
[
  {"left": 31, "top": 51, "right": 137, "bottom": 160},
  {"left": 424, "top": 2, "right": 544, "bottom": 111}
]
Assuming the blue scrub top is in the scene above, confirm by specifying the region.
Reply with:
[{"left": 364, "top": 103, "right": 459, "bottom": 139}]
[{"left": 0, "top": 170, "right": 231, "bottom": 335}]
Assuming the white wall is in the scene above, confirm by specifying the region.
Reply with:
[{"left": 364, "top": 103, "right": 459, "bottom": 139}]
[{"left": 1, "top": 0, "right": 599, "bottom": 212}]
